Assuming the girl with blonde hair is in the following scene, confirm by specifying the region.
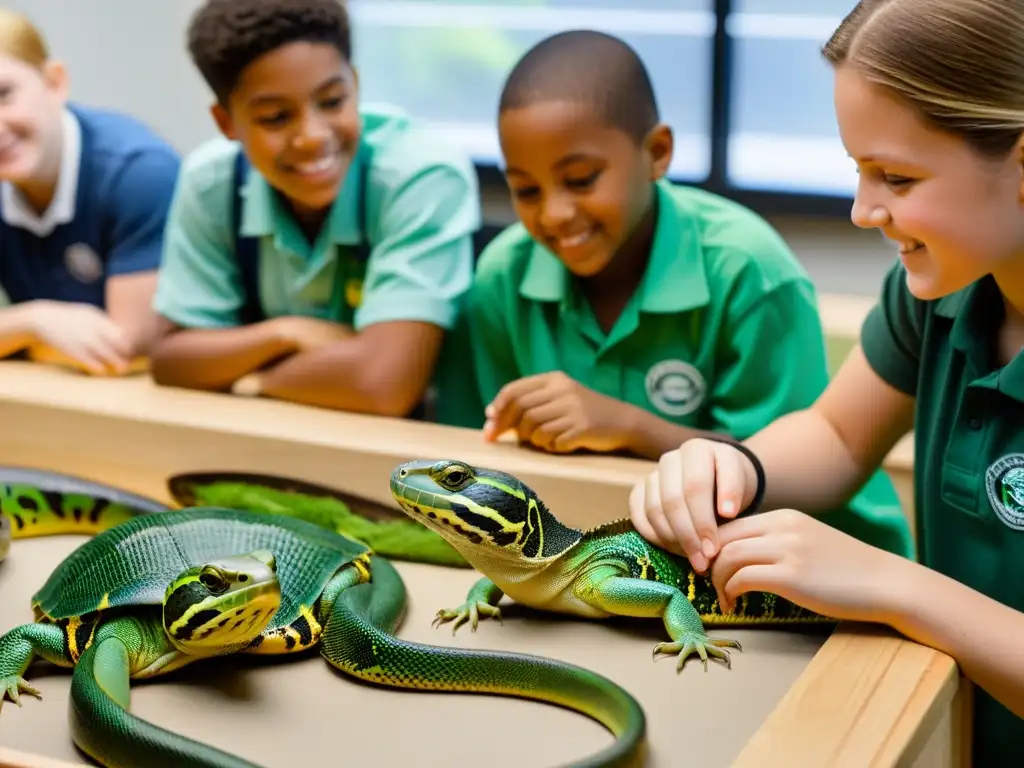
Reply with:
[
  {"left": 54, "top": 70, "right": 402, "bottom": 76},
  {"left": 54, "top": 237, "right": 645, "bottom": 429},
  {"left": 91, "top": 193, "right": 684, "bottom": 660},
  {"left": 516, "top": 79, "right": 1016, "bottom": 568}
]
[
  {"left": 0, "top": 9, "right": 179, "bottom": 374},
  {"left": 629, "top": 0, "right": 1024, "bottom": 761}
]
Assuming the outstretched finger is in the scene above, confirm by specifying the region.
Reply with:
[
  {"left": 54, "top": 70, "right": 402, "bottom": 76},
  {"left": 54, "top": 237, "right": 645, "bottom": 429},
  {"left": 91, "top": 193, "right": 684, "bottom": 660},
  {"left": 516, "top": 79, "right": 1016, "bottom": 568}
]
[
  {"left": 712, "top": 443, "right": 752, "bottom": 520},
  {"left": 671, "top": 445, "right": 719, "bottom": 566},
  {"left": 643, "top": 471, "right": 685, "bottom": 555}
]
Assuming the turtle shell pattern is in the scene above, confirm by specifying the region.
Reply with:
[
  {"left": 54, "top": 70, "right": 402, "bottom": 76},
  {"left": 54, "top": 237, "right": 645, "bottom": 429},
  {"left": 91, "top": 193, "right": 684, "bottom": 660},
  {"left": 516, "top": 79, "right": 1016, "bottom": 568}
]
[{"left": 31, "top": 507, "right": 371, "bottom": 628}]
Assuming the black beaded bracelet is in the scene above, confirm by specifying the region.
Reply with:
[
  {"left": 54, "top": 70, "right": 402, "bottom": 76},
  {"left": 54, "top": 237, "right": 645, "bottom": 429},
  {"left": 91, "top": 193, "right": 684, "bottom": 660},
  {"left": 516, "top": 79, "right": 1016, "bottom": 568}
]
[{"left": 704, "top": 437, "right": 767, "bottom": 517}]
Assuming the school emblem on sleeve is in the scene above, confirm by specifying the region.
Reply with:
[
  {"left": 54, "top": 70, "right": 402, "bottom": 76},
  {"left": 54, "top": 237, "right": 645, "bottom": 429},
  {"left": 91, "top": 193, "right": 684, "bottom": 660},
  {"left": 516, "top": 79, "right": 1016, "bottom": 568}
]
[
  {"left": 64, "top": 243, "right": 103, "bottom": 284},
  {"left": 985, "top": 454, "right": 1024, "bottom": 530},
  {"left": 644, "top": 359, "right": 706, "bottom": 417}
]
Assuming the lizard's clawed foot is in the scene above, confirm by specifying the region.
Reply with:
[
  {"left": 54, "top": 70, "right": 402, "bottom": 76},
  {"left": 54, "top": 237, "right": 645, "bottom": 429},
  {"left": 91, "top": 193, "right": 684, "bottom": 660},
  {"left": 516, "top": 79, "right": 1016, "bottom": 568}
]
[
  {"left": 432, "top": 601, "right": 503, "bottom": 635},
  {"left": 653, "top": 634, "right": 743, "bottom": 672},
  {"left": 0, "top": 675, "right": 42, "bottom": 712}
]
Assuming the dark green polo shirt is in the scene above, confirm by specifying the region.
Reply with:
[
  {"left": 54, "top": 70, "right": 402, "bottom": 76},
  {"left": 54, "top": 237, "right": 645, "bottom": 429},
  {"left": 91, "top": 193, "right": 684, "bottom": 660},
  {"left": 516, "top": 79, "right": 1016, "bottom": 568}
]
[{"left": 862, "top": 262, "right": 1024, "bottom": 765}]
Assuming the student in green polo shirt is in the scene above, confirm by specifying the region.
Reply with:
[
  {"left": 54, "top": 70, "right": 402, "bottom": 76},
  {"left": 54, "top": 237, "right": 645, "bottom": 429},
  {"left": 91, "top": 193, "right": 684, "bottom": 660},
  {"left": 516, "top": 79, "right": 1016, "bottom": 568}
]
[
  {"left": 629, "top": 2, "right": 1024, "bottom": 763},
  {"left": 149, "top": 0, "right": 479, "bottom": 420},
  {"left": 469, "top": 30, "right": 911, "bottom": 558},
  {"left": 474, "top": 30, "right": 828, "bottom": 456}
]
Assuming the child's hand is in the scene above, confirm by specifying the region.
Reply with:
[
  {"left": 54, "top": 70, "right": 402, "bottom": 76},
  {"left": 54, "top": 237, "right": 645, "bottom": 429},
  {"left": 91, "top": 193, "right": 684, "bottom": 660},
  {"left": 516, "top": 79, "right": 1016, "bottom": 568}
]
[
  {"left": 710, "top": 508, "right": 908, "bottom": 623},
  {"left": 482, "top": 371, "right": 636, "bottom": 454},
  {"left": 629, "top": 438, "right": 758, "bottom": 572},
  {"left": 25, "top": 301, "right": 133, "bottom": 376}
]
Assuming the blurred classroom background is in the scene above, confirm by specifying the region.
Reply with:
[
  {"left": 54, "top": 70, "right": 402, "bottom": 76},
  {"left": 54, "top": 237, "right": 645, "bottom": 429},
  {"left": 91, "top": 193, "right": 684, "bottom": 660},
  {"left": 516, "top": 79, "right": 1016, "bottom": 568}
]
[{"left": 4, "top": 0, "right": 895, "bottom": 353}]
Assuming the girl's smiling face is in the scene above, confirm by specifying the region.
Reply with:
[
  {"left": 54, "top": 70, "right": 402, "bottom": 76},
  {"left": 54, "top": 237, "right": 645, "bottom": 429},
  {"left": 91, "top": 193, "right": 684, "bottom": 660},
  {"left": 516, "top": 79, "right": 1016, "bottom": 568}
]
[{"left": 835, "top": 63, "right": 1024, "bottom": 301}]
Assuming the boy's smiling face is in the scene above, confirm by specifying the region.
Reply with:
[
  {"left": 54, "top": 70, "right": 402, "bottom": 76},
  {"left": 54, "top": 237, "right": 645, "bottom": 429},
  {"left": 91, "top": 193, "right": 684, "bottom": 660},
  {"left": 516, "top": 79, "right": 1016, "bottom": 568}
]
[
  {"left": 211, "top": 40, "right": 360, "bottom": 220},
  {"left": 498, "top": 99, "right": 672, "bottom": 278}
]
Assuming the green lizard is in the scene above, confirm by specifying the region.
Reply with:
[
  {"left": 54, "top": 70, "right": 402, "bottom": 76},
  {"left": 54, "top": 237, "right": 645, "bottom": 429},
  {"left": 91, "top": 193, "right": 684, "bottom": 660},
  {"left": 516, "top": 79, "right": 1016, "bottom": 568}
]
[{"left": 389, "top": 459, "right": 836, "bottom": 671}]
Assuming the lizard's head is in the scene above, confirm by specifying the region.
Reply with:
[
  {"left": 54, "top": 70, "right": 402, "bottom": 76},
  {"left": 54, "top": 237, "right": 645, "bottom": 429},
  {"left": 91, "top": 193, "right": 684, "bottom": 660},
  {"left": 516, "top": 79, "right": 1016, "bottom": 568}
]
[
  {"left": 389, "top": 460, "right": 577, "bottom": 563},
  {"left": 162, "top": 549, "right": 281, "bottom": 657}
]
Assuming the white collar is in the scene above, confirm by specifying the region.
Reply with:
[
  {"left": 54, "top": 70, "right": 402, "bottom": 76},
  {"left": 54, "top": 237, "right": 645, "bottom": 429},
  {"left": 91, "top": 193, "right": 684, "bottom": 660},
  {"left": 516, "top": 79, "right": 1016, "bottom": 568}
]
[{"left": 1, "top": 108, "right": 82, "bottom": 237}]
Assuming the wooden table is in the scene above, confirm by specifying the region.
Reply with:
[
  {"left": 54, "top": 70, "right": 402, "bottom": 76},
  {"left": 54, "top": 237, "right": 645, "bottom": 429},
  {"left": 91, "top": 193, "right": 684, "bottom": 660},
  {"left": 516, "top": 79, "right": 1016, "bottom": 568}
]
[{"left": 0, "top": 362, "right": 964, "bottom": 768}]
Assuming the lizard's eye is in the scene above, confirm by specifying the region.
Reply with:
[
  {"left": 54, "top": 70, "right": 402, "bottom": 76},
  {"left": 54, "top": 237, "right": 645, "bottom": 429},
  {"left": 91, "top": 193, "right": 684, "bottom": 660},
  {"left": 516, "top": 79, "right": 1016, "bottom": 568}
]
[
  {"left": 444, "top": 470, "right": 466, "bottom": 486},
  {"left": 439, "top": 465, "right": 473, "bottom": 489},
  {"left": 199, "top": 568, "right": 229, "bottom": 594}
]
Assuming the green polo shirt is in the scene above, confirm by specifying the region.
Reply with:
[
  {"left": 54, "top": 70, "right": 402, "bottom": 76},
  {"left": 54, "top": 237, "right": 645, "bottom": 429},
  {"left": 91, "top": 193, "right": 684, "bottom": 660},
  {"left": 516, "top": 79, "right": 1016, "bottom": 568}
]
[
  {"left": 152, "top": 103, "right": 480, "bottom": 423},
  {"left": 469, "top": 180, "right": 912, "bottom": 556},
  {"left": 155, "top": 103, "right": 479, "bottom": 330},
  {"left": 471, "top": 181, "right": 826, "bottom": 437},
  {"left": 863, "top": 262, "right": 1024, "bottom": 765}
]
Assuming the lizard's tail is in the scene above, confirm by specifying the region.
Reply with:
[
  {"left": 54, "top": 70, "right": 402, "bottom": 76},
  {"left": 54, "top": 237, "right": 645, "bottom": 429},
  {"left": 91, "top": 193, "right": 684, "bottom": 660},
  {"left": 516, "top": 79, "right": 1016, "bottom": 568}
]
[
  {"left": 323, "top": 558, "right": 648, "bottom": 768},
  {"left": 1, "top": 466, "right": 172, "bottom": 543}
]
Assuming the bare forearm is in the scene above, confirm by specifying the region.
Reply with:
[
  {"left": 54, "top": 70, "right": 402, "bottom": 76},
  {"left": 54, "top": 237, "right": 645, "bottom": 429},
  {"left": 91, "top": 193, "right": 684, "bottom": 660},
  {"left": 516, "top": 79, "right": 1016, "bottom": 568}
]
[
  {"left": 257, "top": 343, "right": 422, "bottom": 417},
  {"left": 883, "top": 559, "right": 1024, "bottom": 719},
  {"left": 742, "top": 408, "right": 877, "bottom": 512},
  {"left": 150, "top": 323, "right": 298, "bottom": 392}
]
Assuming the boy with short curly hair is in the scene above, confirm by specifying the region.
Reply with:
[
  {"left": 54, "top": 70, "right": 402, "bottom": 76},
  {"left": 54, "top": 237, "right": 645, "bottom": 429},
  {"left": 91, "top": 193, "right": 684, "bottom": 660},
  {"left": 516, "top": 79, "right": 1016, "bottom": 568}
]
[{"left": 151, "top": 0, "right": 481, "bottom": 422}]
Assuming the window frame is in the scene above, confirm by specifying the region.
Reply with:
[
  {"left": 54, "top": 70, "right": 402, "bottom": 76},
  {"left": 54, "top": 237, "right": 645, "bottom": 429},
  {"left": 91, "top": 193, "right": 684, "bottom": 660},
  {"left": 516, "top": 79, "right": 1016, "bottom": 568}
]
[{"left": 353, "top": 0, "right": 856, "bottom": 219}]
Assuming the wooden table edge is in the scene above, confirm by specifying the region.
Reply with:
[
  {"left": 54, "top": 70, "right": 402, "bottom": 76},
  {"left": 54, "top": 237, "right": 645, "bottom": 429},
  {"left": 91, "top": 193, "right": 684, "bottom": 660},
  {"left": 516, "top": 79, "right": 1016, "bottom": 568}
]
[
  {"left": 0, "top": 749, "right": 89, "bottom": 768},
  {"left": 0, "top": 362, "right": 954, "bottom": 767},
  {"left": 732, "top": 622, "right": 968, "bottom": 767}
]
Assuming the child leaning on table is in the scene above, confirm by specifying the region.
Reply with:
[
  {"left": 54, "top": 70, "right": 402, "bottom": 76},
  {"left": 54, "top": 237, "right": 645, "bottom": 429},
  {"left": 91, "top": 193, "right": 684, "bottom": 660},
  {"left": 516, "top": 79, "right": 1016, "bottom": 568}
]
[
  {"left": 0, "top": 8, "right": 180, "bottom": 376},
  {"left": 467, "top": 30, "right": 912, "bottom": 559},
  {"left": 149, "top": 0, "right": 481, "bottom": 423},
  {"left": 629, "top": 1, "right": 1024, "bottom": 765}
]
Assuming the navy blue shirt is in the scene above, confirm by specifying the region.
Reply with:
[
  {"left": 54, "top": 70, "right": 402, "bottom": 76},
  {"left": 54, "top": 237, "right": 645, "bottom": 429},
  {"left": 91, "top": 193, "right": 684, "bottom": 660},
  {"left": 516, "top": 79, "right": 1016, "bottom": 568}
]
[{"left": 0, "top": 103, "right": 180, "bottom": 308}]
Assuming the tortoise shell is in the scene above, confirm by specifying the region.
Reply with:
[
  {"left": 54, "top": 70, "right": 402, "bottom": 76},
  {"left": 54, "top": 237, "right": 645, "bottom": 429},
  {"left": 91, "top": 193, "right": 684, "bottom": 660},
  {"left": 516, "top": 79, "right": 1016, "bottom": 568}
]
[{"left": 31, "top": 507, "right": 371, "bottom": 628}]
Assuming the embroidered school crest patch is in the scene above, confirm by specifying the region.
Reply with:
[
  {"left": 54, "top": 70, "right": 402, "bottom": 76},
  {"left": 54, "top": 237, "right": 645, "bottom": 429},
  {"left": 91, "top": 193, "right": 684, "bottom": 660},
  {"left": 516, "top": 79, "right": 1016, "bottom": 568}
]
[
  {"left": 644, "top": 359, "right": 706, "bottom": 417},
  {"left": 985, "top": 454, "right": 1024, "bottom": 530},
  {"left": 64, "top": 243, "right": 103, "bottom": 284}
]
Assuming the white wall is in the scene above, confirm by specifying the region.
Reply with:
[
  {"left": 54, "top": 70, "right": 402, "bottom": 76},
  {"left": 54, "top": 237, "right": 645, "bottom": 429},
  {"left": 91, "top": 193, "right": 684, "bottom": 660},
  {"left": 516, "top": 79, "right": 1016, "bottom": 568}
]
[
  {"left": 5, "top": 0, "right": 216, "bottom": 153},
  {"left": 6, "top": 0, "right": 898, "bottom": 299}
]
